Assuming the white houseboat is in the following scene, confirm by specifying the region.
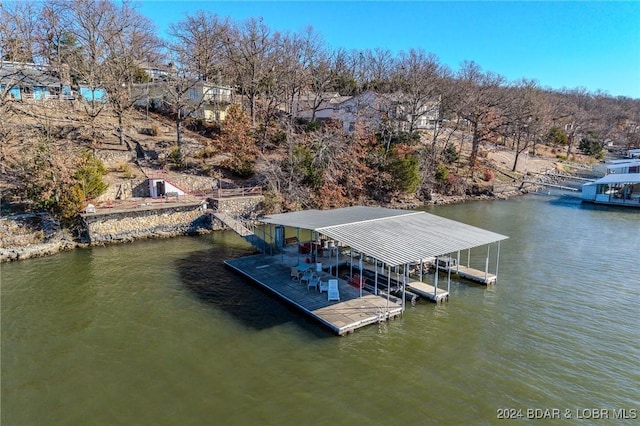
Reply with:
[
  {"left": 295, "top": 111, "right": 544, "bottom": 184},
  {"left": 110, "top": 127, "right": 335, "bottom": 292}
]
[{"left": 581, "top": 159, "right": 640, "bottom": 207}]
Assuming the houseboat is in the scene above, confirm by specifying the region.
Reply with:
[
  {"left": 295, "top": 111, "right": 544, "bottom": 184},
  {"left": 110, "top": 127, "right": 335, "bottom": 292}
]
[{"left": 581, "top": 159, "right": 640, "bottom": 207}]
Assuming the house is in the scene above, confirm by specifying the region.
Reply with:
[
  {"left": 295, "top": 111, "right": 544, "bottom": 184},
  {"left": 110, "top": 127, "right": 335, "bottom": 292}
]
[
  {"left": 188, "top": 81, "right": 233, "bottom": 121},
  {"left": 293, "top": 90, "right": 441, "bottom": 134},
  {"left": 606, "top": 159, "right": 640, "bottom": 175},
  {"left": 0, "top": 62, "right": 62, "bottom": 100},
  {"left": 0, "top": 61, "right": 106, "bottom": 102},
  {"left": 626, "top": 148, "right": 640, "bottom": 159},
  {"left": 78, "top": 85, "right": 107, "bottom": 102},
  {"left": 138, "top": 61, "right": 171, "bottom": 82},
  {"left": 135, "top": 80, "right": 234, "bottom": 122},
  {"left": 293, "top": 92, "right": 353, "bottom": 122}
]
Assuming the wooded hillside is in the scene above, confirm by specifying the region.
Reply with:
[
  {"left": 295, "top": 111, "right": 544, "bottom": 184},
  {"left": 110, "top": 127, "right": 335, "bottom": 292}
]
[{"left": 2, "top": 1, "right": 639, "bottom": 222}]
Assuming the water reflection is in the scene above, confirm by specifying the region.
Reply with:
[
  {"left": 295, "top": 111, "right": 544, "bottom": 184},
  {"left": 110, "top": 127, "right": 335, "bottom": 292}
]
[{"left": 175, "top": 246, "right": 333, "bottom": 337}]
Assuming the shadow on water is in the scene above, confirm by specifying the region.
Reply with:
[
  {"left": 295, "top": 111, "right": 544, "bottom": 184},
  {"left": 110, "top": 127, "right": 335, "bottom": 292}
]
[{"left": 175, "top": 245, "right": 333, "bottom": 337}]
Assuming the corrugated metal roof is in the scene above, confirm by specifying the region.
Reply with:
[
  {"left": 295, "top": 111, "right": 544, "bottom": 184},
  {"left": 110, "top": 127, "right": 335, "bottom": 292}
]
[
  {"left": 261, "top": 206, "right": 418, "bottom": 229},
  {"left": 584, "top": 173, "right": 640, "bottom": 185},
  {"left": 606, "top": 160, "right": 640, "bottom": 169},
  {"left": 261, "top": 206, "right": 508, "bottom": 266}
]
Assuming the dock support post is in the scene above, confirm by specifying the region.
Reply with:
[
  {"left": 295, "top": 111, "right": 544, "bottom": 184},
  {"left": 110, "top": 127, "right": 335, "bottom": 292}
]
[
  {"left": 402, "top": 263, "right": 407, "bottom": 312},
  {"left": 495, "top": 241, "right": 501, "bottom": 283},
  {"left": 313, "top": 231, "right": 317, "bottom": 261},
  {"left": 467, "top": 249, "right": 470, "bottom": 269},
  {"left": 298, "top": 228, "right": 302, "bottom": 265},
  {"left": 447, "top": 253, "right": 452, "bottom": 294},
  {"left": 485, "top": 245, "right": 490, "bottom": 281},
  {"left": 419, "top": 258, "right": 423, "bottom": 282},
  {"left": 457, "top": 250, "right": 460, "bottom": 273},
  {"left": 349, "top": 249, "right": 353, "bottom": 279},
  {"left": 434, "top": 256, "right": 439, "bottom": 299},
  {"left": 359, "top": 253, "right": 363, "bottom": 298},
  {"left": 374, "top": 257, "right": 379, "bottom": 295},
  {"left": 336, "top": 242, "right": 339, "bottom": 276},
  {"left": 387, "top": 265, "right": 391, "bottom": 314}
]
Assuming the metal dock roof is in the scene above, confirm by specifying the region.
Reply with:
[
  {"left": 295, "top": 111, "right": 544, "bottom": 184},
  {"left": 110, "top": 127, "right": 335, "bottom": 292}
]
[
  {"left": 261, "top": 206, "right": 508, "bottom": 267},
  {"left": 583, "top": 173, "right": 640, "bottom": 185}
]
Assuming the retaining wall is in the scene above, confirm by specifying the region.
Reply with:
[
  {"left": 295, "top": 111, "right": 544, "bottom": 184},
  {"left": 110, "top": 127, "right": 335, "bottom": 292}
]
[
  {"left": 81, "top": 203, "right": 210, "bottom": 244},
  {"left": 209, "top": 195, "right": 264, "bottom": 230}
]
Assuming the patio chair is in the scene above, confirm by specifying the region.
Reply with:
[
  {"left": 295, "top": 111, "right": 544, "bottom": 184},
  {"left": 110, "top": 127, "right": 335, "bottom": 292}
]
[
  {"left": 300, "top": 271, "right": 314, "bottom": 285},
  {"left": 290, "top": 266, "right": 301, "bottom": 281},
  {"left": 327, "top": 279, "right": 340, "bottom": 301},
  {"left": 319, "top": 279, "right": 329, "bottom": 293},
  {"left": 307, "top": 275, "right": 319, "bottom": 291}
]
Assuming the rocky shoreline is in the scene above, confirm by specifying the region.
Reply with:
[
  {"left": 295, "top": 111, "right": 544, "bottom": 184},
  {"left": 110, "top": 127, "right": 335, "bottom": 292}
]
[{"left": 1, "top": 187, "right": 528, "bottom": 263}]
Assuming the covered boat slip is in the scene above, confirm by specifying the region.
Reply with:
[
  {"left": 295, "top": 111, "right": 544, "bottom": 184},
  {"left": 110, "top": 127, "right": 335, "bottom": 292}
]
[
  {"left": 224, "top": 254, "right": 404, "bottom": 336},
  {"left": 261, "top": 206, "right": 508, "bottom": 291},
  {"left": 226, "top": 206, "right": 507, "bottom": 334},
  {"left": 344, "top": 258, "right": 450, "bottom": 303}
]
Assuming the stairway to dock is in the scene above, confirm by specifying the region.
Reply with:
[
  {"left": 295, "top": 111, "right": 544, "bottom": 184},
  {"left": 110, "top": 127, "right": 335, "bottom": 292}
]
[{"left": 213, "top": 212, "right": 254, "bottom": 237}]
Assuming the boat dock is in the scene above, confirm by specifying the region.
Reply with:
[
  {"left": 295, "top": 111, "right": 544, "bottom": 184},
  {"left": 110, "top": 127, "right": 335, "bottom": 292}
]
[
  {"left": 218, "top": 206, "right": 507, "bottom": 335},
  {"left": 224, "top": 254, "right": 404, "bottom": 336}
]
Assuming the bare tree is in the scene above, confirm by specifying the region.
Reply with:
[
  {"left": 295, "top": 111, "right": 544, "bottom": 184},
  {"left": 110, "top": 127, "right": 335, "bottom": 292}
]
[
  {"left": 165, "top": 12, "right": 230, "bottom": 155},
  {"left": 501, "top": 79, "right": 543, "bottom": 172},
  {"left": 278, "top": 26, "right": 327, "bottom": 124},
  {"left": 0, "top": 1, "right": 40, "bottom": 62},
  {"left": 102, "top": 3, "right": 160, "bottom": 145},
  {"left": 224, "top": 17, "right": 275, "bottom": 125},
  {"left": 169, "top": 11, "right": 229, "bottom": 82},
  {"left": 360, "top": 48, "right": 395, "bottom": 92},
  {"left": 41, "top": 0, "right": 129, "bottom": 122},
  {"left": 392, "top": 49, "right": 444, "bottom": 134},
  {"left": 453, "top": 61, "right": 506, "bottom": 169}
]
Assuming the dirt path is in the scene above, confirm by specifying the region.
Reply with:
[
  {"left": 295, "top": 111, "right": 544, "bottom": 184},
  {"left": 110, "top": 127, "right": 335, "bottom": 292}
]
[{"left": 488, "top": 148, "right": 559, "bottom": 175}]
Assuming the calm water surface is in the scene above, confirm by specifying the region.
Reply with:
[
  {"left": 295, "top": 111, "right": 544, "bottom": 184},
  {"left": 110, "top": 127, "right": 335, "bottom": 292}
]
[{"left": 2, "top": 195, "right": 639, "bottom": 425}]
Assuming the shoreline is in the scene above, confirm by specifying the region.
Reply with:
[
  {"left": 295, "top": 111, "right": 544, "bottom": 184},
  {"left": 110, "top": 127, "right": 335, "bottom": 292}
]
[{"left": 0, "top": 187, "right": 528, "bottom": 263}]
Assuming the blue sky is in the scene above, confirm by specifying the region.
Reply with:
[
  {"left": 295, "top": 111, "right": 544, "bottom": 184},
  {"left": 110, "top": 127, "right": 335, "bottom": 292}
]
[{"left": 135, "top": 1, "right": 640, "bottom": 98}]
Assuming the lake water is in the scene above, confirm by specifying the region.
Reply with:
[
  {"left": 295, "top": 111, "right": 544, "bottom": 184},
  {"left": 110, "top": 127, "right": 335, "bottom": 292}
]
[{"left": 2, "top": 195, "right": 638, "bottom": 424}]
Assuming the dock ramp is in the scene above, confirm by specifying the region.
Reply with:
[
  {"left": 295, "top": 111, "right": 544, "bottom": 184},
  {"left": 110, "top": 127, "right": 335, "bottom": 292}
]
[{"left": 213, "top": 212, "right": 268, "bottom": 251}]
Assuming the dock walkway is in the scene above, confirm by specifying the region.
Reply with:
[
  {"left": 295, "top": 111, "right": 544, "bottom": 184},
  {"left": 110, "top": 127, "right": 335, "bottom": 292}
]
[
  {"left": 224, "top": 254, "right": 404, "bottom": 336},
  {"left": 444, "top": 265, "right": 497, "bottom": 285},
  {"left": 213, "top": 212, "right": 254, "bottom": 237}
]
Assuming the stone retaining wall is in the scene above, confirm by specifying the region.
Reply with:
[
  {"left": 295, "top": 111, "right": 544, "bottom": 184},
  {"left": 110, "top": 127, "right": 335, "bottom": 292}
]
[
  {"left": 209, "top": 195, "right": 264, "bottom": 230},
  {"left": 95, "top": 149, "right": 136, "bottom": 167},
  {"left": 95, "top": 179, "right": 149, "bottom": 201},
  {"left": 82, "top": 203, "right": 210, "bottom": 244}
]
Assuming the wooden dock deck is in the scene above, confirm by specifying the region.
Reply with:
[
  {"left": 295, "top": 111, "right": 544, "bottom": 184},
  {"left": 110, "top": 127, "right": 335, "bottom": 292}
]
[
  {"left": 224, "top": 254, "right": 404, "bottom": 336},
  {"left": 444, "top": 265, "right": 497, "bottom": 285},
  {"left": 405, "top": 280, "right": 450, "bottom": 303}
]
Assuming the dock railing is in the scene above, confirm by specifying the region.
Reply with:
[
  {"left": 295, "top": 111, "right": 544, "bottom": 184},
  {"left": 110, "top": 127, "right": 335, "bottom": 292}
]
[{"left": 214, "top": 186, "right": 263, "bottom": 198}]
